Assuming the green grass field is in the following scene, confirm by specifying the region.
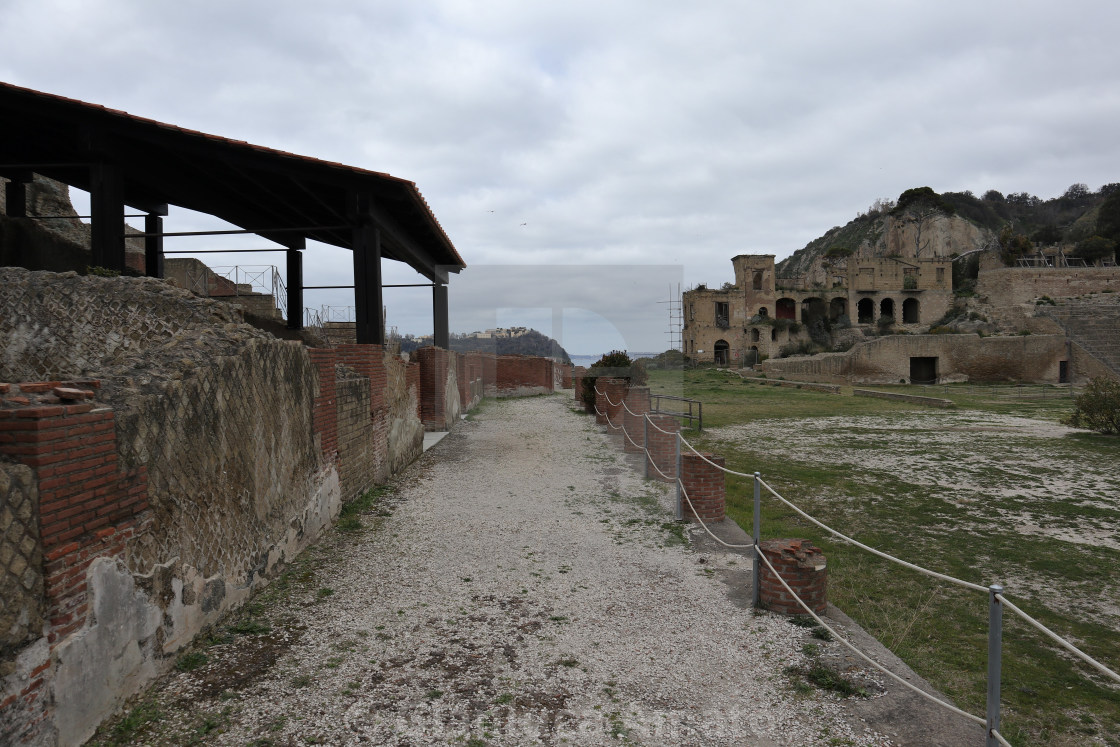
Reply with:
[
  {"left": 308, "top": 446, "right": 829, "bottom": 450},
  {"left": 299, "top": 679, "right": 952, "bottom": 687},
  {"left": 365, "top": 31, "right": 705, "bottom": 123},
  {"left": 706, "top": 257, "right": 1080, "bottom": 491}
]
[{"left": 647, "top": 368, "right": 1120, "bottom": 747}]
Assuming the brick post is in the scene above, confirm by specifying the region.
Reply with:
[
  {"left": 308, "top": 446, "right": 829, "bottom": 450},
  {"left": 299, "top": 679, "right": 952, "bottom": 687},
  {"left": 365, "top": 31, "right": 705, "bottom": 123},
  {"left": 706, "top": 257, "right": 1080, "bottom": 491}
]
[
  {"left": 415, "top": 346, "right": 450, "bottom": 430},
  {"left": 572, "top": 367, "right": 586, "bottom": 403},
  {"left": 622, "top": 386, "right": 650, "bottom": 454},
  {"left": 644, "top": 414, "right": 680, "bottom": 483},
  {"left": 680, "top": 453, "right": 725, "bottom": 521},
  {"left": 593, "top": 378, "right": 609, "bottom": 424},
  {"left": 602, "top": 378, "right": 627, "bottom": 431},
  {"left": 758, "top": 539, "right": 827, "bottom": 615},
  {"left": 481, "top": 353, "right": 497, "bottom": 397}
]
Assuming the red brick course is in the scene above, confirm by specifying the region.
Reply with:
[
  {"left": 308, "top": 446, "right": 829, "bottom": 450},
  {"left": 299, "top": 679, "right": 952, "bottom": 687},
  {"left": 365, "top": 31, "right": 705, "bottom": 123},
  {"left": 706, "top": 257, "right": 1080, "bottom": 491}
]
[
  {"left": 644, "top": 414, "right": 680, "bottom": 482},
  {"left": 680, "top": 453, "right": 726, "bottom": 522},
  {"left": 758, "top": 539, "right": 828, "bottom": 615},
  {"left": 621, "top": 386, "right": 650, "bottom": 454}
]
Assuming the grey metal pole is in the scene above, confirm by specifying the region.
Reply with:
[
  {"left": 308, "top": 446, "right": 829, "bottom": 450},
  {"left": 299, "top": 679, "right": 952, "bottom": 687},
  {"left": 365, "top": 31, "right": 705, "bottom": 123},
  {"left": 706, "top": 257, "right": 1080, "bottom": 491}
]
[
  {"left": 674, "top": 431, "right": 683, "bottom": 521},
  {"left": 753, "top": 472, "right": 761, "bottom": 608},
  {"left": 986, "top": 584, "right": 1004, "bottom": 747},
  {"left": 643, "top": 417, "right": 649, "bottom": 479}
]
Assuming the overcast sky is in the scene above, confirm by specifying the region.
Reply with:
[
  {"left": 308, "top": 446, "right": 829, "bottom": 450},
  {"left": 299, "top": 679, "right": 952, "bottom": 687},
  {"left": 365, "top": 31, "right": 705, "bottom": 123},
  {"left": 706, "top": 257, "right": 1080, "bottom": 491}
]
[{"left": 3, "top": 1, "right": 1118, "bottom": 354}]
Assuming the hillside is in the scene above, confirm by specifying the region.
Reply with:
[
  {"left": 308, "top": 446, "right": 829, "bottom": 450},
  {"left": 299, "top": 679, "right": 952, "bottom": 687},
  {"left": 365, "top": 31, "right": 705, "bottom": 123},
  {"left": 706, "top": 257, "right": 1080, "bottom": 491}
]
[
  {"left": 400, "top": 329, "right": 572, "bottom": 364},
  {"left": 776, "top": 183, "right": 1120, "bottom": 283}
]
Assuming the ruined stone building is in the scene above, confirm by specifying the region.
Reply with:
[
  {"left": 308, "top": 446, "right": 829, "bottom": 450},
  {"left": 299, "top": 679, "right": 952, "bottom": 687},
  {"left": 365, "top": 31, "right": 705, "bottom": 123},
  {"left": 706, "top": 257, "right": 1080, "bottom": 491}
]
[{"left": 683, "top": 254, "right": 953, "bottom": 365}]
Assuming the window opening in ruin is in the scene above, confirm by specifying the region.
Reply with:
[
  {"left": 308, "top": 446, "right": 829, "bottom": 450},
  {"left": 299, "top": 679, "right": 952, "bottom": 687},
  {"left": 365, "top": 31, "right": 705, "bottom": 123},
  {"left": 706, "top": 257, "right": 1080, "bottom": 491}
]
[
  {"left": 758, "top": 307, "right": 768, "bottom": 318},
  {"left": 1059, "top": 360, "right": 1069, "bottom": 384},
  {"left": 715, "top": 302, "right": 729, "bottom": 328},
  {"left": 829, "top": 297, "right": 847, "bottom": 322},
  {"left": 714, "top": 339, "right": 730, "bottom": 366},
  {"left": 771, "top": 329, "right": 777, "bottom": 341},
  {"left": 903, "top": 270, "right": 917, "bottom": 290},
  {"left": 801, "top": 297, "right": 827, "bottom": 326},
  {"left": 752, "top": 270, "right": 764, "bottom": 290},
  {"left": 776, "top": 297, "right": 796, "bottom": 320},
  {"left": 902, "top": 297, "right": 919, "bottom": 324},
  {"left": 857, "top": 298, "right": 874, "bottom": 324},
  {"left": 751, "top": 328, "right": 760, "bottom": 342},
  {"left": 910, "top": 357, "right": 938, "bottom": 384},
  {"left": 880, "top": 298, "right": 895, "bottom": 319},
  {"left": 936, "top": 267, "right": 945, "bottom": 283},
  {"left": 689, "top": 303, "right": 694, "bottom": 321}
]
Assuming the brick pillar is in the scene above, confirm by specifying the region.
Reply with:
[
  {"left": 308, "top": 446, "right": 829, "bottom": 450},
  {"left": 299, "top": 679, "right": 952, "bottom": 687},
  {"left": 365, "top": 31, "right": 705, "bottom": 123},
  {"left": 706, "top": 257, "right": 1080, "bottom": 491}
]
[
  {"left": 602, "top": 378, "right": 626, "bottom": 431},
  {"left": 573, "top": 367, "right": 586, "bottom": 404},
  {"left": 622, "top": 386, "right": 650, "bottom": 454},
  {"left": 645, "top": 414, "right": 680, "bottom": 483},
  {"left": 482, "top": 353, "right": 497, "bottom": 397},
  {"left": 680, "top": 453, "right": 725, "bottom": 521},
  {"left": 0, "top": 383, "right": 149, "bottom": 646},
  {"left": 308, "top": 348, "right": 339, "bottom": 460},
  {"left": 758, "top": 539, "right": 827, "bottom": 615},
  {"left": 416, "top": 346, "right": 449, "bottom": 430},
  {"left": 594, "top": 378, "right": 609, "bottom": 424}
]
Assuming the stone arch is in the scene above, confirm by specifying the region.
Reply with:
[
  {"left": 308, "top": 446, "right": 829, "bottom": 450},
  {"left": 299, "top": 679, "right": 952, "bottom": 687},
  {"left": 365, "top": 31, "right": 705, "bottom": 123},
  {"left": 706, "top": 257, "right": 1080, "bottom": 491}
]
[
  {"left": 902, "top": 297, "right": 920, "bottom": 324},
  {"left": 857, "top": 298, "right": 874, "bottom": 324},
  {"left": 776, "top": 297, "right": 796, "bottom": 320},
  {"left": 770, "top": 328, "right": 778, "bottom": 342},
  {"left": 714, "top": 339, "right": 730, "bottom": 366},
  {"left": 757, "top": 306, "right": 769, "bottom": 318},
  {"left": 829, "top": 297, "right": 848, "bottom": 322},
  {"left": 880, "top": 297, "right": 895, "bottom": 320},
  {"left": 750, "top": 328, "right": 761, "bottom": 343},
  {"left": 801, "top": 297, "right": 827, "bottom": 325},
  {"left": 752, "top": 270, "right": 764, "bottom": 290}
]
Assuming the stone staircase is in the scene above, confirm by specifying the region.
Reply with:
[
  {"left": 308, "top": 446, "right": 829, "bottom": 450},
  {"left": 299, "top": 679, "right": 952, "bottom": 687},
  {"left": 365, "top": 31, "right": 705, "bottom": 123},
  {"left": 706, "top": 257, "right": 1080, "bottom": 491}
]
[{"left": 1038, "top": 301, "right": 1120, "bottom": 377}]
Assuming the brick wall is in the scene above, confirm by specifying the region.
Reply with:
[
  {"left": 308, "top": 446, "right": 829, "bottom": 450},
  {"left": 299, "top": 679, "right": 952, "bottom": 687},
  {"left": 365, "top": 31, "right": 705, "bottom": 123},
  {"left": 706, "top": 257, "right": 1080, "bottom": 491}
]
[
  {"left": 680, "top": 453, "right": 725, "bottom": 522},
  {"left": 335, "top": 373, "right": 378, "bottom": 501},
  {"left": 758, "top": 539, "right": 827, "bottom": 615},
  {"left": 481, "top": 353, "right": 497, "bottom": 397},
  {"left": 495, "top": 355, "right": 554, "bottom": 397}
]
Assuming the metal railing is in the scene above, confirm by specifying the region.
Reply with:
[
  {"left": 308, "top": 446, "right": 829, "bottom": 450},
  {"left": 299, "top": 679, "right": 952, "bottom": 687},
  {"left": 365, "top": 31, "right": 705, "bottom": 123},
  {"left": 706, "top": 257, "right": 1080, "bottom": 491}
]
[
  {"left": 184, "top": 264, "right": 287, "bottom": 319},
  {"left": 650, "top": 393, "right": 703, "bottom": 431},
  {"left": 591, "top": 384, "right": 1119, "bottom": 746}
]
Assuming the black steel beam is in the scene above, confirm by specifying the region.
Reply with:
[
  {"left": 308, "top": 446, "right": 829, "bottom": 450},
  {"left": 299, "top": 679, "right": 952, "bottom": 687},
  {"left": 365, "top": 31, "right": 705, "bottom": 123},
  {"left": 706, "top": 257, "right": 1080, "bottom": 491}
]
[
  {"left": 433, "top": 284, "right": 449, "bottom": 350},
  {"left": 352, "top": 193, "right": 384, "bottom": 345},
  {"left": 287, "top": 248, "right": 303, "bottom": 330},
  {"left": 144, "top": 213, "right": 164, "bottom": 278},
  {"left": 90, "top": 162, "right": 125, "bottom": 271}
]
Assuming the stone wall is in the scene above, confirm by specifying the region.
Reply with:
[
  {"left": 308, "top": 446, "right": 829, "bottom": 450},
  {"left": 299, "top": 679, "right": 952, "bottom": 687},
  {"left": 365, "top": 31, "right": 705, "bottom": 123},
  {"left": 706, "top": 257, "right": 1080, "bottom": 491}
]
[
  {"left": 976, "top": 267, "right": 1120, "bottom": 306},
  {"left": 760, "top": 333, "right": 1070, "bottom": 384},
  {"left": 0, "top": 458, "right": 43, "bottom": 665}
]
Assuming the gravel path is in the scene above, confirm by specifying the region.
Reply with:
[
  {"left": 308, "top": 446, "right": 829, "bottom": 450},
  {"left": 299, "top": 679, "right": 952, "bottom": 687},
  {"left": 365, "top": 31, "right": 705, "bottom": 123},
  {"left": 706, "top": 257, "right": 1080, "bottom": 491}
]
[{"left": 101, "top": 394, "right": 893, "bottom": 746}]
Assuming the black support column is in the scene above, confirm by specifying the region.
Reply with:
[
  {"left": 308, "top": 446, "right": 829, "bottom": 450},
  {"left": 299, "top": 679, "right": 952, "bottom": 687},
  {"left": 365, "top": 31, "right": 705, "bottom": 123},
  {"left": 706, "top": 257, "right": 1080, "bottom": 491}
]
[
  {"left": 352, "top": 193, "right": 384, "bottom": 345},
  {"left": 144, "top": 213, "right": 164, "bottom": 278},
  {"left": 4, "top": 172, "right": 30, "bottom": 217},
  {"left": 90, "top": 163, "right": 125, "bottom": 271},
  {"left": 286, "top": 244, "right": 303, "bottom": 330},
  {"left": 433, "top": 283, "right": 449, "bottom": 350}
]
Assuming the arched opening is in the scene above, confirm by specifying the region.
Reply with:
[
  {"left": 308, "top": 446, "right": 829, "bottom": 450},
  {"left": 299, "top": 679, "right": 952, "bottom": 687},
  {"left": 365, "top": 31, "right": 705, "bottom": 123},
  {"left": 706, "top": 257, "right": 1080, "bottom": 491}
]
[
  {"left": 801, "top": 297, "right": 827, "bottom": 326},
  {"left": 857, "top": 298, "right": 874, "bottom": 324},
  {"left": 902, "top": 297, "right": 920, "bottom": 324},
  {"left": 714, "top": 339, "right": 730, "bottom": 366},
  {"left": 771, "top": 328, "right": 778, "bottom": 342},
  {"left": 752, "top": 270, "right": 764, "bottom": 290},
  {"left": 829, "top": 297, "right": 848, "bottom": 322},
  {"left": 776, "top": 297, "right": 796, "bottom": 320},
  {"left": 880, "top": 298, "right": 895, "bottom": 321},
  {"left": 750, "top": 328, "right": 761, "bottom": 342},
  {"left": 757, "top": 306, "right": 769, "bottom": 318}
]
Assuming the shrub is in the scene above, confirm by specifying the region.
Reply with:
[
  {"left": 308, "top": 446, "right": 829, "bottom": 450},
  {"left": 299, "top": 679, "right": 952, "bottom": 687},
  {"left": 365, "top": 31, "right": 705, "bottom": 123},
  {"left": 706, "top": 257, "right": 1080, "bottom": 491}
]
[
  {"left": 580, "top": 351, "right": 643, "bottom": 409},
  {"left": 1064, "top": 378, "right": 1120, "bottom": 434}
]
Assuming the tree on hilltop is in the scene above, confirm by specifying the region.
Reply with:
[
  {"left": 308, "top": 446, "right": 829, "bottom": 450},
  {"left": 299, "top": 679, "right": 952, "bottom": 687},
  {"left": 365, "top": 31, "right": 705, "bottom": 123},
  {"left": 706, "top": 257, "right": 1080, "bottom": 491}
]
[{"left": 891, "top": 187, "right": 956, "bottom": 257}]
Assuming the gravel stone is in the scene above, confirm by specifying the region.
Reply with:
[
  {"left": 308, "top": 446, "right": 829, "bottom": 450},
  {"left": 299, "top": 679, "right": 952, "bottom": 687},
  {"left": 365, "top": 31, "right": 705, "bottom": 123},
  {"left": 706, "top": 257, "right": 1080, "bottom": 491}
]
[{"left": 110, "top": 394, "right": 891, "bottom": 746}]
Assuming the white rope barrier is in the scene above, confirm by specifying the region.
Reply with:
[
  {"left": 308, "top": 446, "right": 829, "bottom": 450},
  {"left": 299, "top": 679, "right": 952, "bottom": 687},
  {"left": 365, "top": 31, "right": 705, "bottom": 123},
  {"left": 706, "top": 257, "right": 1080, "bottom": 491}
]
[
  {"left": 996, "top": 593, "right": 1120, "bottom": 685},
  {"left": 755, "top": 549, "right": 986, "bottom": 726},
  {"left": 643, "top": 412, "right": 678, "bottom": 435},
  {"left": 677, "top": 479, "right": 755, "bottom": 549},
  {"left": 620, "top": 421, "right": 644, "bottom": 451},
  {"left": 678, "top": 432, "right": 756, "bottom": 479},
  {"left": 991, "top": 729, "right": 1014, "bottom": 747},
  {"left": 645, "top": 447, "right": 675, "bottom": 481},
  {"left": 604, "top": 391, "right": 623, "bottom": 408},
  {"left": 756, "top": 477, "right": 989, "bottom": 595}
]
